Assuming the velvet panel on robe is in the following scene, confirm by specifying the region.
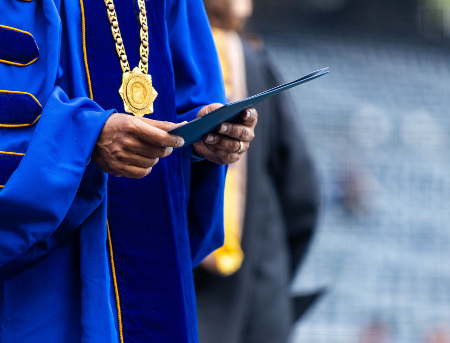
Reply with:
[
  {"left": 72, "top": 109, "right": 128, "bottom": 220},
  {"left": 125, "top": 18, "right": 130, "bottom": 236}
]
[
  {"left": 83, "top": 0, "right": 226, "bottom": 341},
  {"left": 0, "top": 0, "right": 226, "bottom": 341}
]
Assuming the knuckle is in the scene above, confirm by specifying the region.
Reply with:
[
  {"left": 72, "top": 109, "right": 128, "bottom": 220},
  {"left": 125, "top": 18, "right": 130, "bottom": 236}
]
[
  {"left": 115, "top": 151, "right": 127, "bottom": 162},
  {"left": 225, "top": 152, "right": 234, "bottom": 161},
  {"left": 164, "top": 137, "right": 175, "bottom": 147},
  {"left": 124, "top": 117, "right": 136, "bottom": 133},
  {"left": 239, "top": 128, "right": 250, "bottom": 140},
  {"left": 168, "top": 136, "right": 180, "bottom": 147},
  {"left": 215, "top": 149, "right": 225, "bottom": 158},
  {"left": 121, "top": 137, "right": 134, "bottom": 149},
  {"left": 211, "top": 134, "right": 220, "bottom": 144},
  {"left": 154, "top": 135, "right": 166, "bottom": 147},
  {"left": 205, "top": 143, "right": 217, "bottom": 153},
  {"left": 230, "top": 140, "right": 240, "bottom": 152},
  {"left": 109, "top": 148, "right": 119, "bottom": 160}
]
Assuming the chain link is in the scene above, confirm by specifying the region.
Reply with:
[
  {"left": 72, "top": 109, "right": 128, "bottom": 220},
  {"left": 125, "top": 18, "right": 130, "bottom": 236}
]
[
  {"left": 104, "top": 0, "right": 149, "bottom": 74},
  {"left": 137, "top": 0, "right": 149, "bottom": 74}
]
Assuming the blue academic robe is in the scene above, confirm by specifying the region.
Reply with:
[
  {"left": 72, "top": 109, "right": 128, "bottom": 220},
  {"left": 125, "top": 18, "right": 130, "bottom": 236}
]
[{"left": 0, "top": 0, "right": 226, "bottom": 342}]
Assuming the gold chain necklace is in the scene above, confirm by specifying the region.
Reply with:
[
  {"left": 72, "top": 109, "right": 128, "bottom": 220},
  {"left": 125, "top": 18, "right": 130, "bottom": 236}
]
[{"left": 104, "top": 0, "right": 158, "bottom": 117}]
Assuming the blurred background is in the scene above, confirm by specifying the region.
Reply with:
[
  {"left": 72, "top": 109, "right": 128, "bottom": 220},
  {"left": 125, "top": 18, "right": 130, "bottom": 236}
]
[{"left": 245, "top": 1, "right": 450, "bottom": 342}]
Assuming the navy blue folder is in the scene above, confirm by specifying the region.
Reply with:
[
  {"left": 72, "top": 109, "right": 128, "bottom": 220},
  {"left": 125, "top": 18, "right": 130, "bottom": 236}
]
[{"left": 170, "top": 67, "right": 329, "bottom": 147}]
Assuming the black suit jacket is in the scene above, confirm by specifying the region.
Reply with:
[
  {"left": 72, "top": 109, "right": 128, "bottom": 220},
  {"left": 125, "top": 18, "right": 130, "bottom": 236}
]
[{"left": 194, "top": 40, "right": 320, "bottom": 343}]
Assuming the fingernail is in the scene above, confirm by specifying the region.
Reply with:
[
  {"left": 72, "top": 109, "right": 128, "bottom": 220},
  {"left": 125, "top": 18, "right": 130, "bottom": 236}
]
[
  {"left": 245, "top": 109, "right": 252, "bottom": 119},
  {"left": 219, "top": 124, "right": 228, "bottom": 133},
  {"left": 178, "top": 138, "right": 185, "bottom": 147},
  {"left": 206, "top": 134, "right": 214, "bottom": 142}
]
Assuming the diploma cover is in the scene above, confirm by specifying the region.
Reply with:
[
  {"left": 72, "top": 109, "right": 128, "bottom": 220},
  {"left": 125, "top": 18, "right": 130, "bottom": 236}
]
[{"left": 170, "top": 67, "right": 329, "bottom": 146}]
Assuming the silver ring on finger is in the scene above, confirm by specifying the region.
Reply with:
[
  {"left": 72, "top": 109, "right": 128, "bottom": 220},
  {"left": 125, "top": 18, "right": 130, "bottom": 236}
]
[{"left": 235, "top": 140, "right": 244, "bottom": 154}]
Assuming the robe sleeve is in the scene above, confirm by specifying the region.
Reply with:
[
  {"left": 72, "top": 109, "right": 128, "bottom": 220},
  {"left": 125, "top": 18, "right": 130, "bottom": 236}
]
[
  {"left": 166, "top": 0, "right": 227, "bottom": 267},
  {"left": 0, "top": 0, "right": 117, "bottom": 280},
  {"left": 0, "top": 87, "right": 113, "bottom": 280}
]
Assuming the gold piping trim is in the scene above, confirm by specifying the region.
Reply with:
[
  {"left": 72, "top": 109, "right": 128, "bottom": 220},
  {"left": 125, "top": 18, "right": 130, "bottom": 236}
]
[
  {"left": 0, "top": 25, "right": 39, "bottom": 67},
  {"left": 0, "top": 115, "right": 41, "bottom": 128},
  {"left": 107, "top": 221, "right": 124, "bottom": 343},
  {"left": 79, "top": 0, "right": 93, "bottom": 100},
  {"left": 79, "top": 0, "right": 122, "bottom": 337},
  {"left": 0, "top": 185, "right": 4, "bottom": 189},
  {"left": 0, "top": 24, "right": 34, "bottom": 37},
  {"left": 0, "top": 151, "right": 25, "bottom": 156},
  {"left": 0, "top": 90, "right": 42, "bottom": 107},
  {"left": 0, "top": 57, "right": 38, "bottom": 67}
]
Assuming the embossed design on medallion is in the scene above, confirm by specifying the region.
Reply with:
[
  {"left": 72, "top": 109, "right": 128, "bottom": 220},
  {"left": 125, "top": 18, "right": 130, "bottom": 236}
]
[{"left": 119, "top": 67, "right": 158, "bottom": 117}]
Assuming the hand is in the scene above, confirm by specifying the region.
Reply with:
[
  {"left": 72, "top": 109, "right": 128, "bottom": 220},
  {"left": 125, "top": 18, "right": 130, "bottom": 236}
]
[
  {"left": 193, "top": 104, "right": 258, "bottom": 165},
  {"left": 92, "top": 113, "right": 185, "bottom": 179}
]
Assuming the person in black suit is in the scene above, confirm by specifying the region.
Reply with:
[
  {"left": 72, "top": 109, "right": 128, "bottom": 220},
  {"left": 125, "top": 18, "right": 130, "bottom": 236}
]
[{"left": 194, "top": 1, "right": 322, "bottom": 342}]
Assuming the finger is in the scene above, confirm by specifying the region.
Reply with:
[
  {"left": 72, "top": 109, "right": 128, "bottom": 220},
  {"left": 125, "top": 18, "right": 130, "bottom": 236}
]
[
  {"left": 114, "top": 132, "right": 174, "bottom": 159},
  {"left": 196, "top": 103, "right": 224, "bottom": 118},
  {"left": 203, "top": 134, "right": 249, "bottom": 153},
  {"left": 139, "top": 118, "right": 187, "bottom": 132},
  {"left": 125, "top": 142, "right": 174, "bottom": 159},
  {"left": 114, "top": 165, "right": 153, "bottom": 179},
  {"left": 118, "top": 153, "right": 159, "bottom": 169},
  {"left": 216, "top": 123, "right": 254, "bottom": 142},
  {"left": 134, "top": 119, "right": 185, "bottom": 148},
  {"left": 210, "top": 148, "right": 241, "bottom": 165},
  {"left": 199, "top": 142, "right": 237, "bottom": 165},
  {"left": 241, "top": 108, "right": 258, "bottom": 125}
]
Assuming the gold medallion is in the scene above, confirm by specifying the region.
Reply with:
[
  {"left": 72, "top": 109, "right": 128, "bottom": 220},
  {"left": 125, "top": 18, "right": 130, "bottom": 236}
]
[
  {"left": 104, "top": 0, "right": 157, "bottom": 117},
  {"left": 119, "top": 67, "right": 158, "bottom": 117}
]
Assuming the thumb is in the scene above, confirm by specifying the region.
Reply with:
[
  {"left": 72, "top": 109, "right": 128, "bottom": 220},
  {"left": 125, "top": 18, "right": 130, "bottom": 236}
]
[{"left": 196, "top": 103, "right": 224, "bottom": 118}]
